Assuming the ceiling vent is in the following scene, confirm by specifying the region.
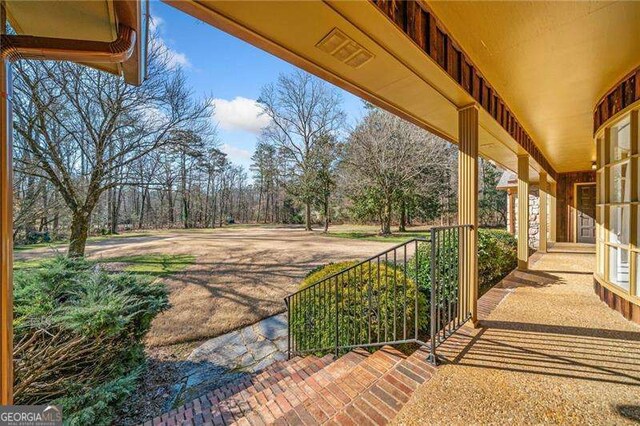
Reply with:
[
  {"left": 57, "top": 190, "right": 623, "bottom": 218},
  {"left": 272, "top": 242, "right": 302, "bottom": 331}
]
[{"left": 316, "top": 28, "right": 374, "bottom": 69}]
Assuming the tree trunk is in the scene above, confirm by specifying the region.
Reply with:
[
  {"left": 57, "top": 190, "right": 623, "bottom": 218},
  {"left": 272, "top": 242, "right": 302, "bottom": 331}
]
[
  {"left": 323, "top": 194, "right": 330, "bottom": 233},
  {"left": 305, "top": 202, "right": 312, "bottom": 231},
  {"left": 68, "top": 210, "right": 90, "bottom": 258},
  {"left": 399, "top": 198, "right": 406, "bottom": 232},
  {"left": 380, "top": 198, "right": 392, "bottom": 235}
]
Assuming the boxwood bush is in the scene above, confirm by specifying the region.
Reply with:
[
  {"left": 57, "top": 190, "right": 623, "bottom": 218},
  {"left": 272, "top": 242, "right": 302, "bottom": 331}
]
[
  {"left": 290, "top": 261, "right": 427, "bottom": 354},
  {"left": 291, "top": 228, "right": 516, "bottom": 353},
  {"left": 13, "top": 256, "right": 169, "bottom": 425}
]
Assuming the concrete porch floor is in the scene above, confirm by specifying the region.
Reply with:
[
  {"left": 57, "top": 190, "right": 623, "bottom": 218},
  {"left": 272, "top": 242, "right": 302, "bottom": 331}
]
[{"left": 393, "top": 250, "right": 640, "bottom": 425}]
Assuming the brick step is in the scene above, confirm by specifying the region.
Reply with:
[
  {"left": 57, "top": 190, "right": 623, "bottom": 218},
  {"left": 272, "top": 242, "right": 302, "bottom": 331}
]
[
  {"left": 220, "top": 349, "right": 371, "bottom": 425},
  {"left": 238, "top": 354, "right": 333, "bottom": 398},
  {"left": 151, "top": 354, "right": 334, "bottom": 426},
  {"left": 147, "top": 345, "right": 437, "bottom": 426},
  {"left": 328, "top": 346, "right": 436, "bottom": 425},
  {"left": 276, "top": 346, "right": 406, "bottom": 425}
]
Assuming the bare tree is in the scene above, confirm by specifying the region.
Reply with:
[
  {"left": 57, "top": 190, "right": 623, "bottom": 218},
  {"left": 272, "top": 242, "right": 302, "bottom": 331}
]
[
  {"left": 341, "top": 109, "right": 450, "bottom": 235},
  {"left": 12, "top": 39, "right": 213, "bottom": 257},
  {"left": 258, "top": 71, "right": 345, "bottom": 231}
]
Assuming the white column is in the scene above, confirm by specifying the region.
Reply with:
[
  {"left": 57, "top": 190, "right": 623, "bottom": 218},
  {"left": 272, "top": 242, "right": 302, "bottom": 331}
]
[
  {"left": 458, "top": 105, "right": 479, "bottom": 325},
  {"left": 517, "top": 154, "right": 530, "bottom": 271},
  {"left": 549, "top": 182, "right": 557, "bottom": 244},
  {"left": 539, "top": 172, "right": 548, "bottom": 253}
]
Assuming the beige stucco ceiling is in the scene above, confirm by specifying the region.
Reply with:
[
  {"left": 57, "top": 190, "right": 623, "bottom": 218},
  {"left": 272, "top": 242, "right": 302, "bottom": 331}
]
[{"left": 428, "top": 0, "right": 640, "bottom": 173}]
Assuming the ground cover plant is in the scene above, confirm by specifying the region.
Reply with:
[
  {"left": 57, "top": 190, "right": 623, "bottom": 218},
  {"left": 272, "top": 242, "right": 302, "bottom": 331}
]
[{"left": 13, "top": 257, "right": 169, "bottom": 425}]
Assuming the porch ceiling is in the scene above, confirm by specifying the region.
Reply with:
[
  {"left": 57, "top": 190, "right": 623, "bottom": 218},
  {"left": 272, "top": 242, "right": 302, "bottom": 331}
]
[
  {"left": 428, "top": 0, "right": 640, "bottom": 173},
  {"left": 166, "top": 0, "right": 543, "bottom": 181}
]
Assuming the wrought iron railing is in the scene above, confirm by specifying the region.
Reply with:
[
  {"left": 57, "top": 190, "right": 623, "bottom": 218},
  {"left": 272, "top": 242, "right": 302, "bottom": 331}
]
[{"left": 284, "top": 224, "right": 473, "bottom": 364}]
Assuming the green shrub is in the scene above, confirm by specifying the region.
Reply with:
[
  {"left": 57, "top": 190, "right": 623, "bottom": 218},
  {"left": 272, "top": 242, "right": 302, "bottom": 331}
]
[
  {"left": 291, "top": 229, "right": 516, "bottom": 353},
  {"left": 290, "top": 261, "right": 427, "bottom": 354},
  {"left": 477, "top": 229, "right": 517, "bottom": 295},
  {"left": 13, "top": 256, "right": 169, "bottom": 425}
]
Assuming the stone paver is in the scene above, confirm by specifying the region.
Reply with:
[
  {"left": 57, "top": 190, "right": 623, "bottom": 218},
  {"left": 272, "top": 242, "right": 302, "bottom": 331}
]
[
  {"left": 171, "top": 314, "right": 289, "bottom": 406},
  {"left": 189, "top": 313, "right": 288, "bottom": 372}
]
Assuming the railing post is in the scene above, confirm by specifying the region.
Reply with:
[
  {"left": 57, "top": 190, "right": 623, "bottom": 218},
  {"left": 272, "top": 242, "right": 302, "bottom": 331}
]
[
  {"left": 334, "top": 276, "right": 339, "bottom": 358},
  {"left": 414, "top": 239, "right": 419, "bottom": 341},
  {"left": 285, "top": 297, "right": 291, "bottom": 360},
  {"left": 428, "top": 229, "right": 438, "bottom": 365}
]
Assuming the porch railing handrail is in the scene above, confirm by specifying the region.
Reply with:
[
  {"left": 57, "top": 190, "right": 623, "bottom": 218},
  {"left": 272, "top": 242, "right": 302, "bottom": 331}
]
[
  {"left": 286, "top": 236, "right": 429, "bottom": 298},
  {"left": 284, "top": 224, "right": 473, "bottom": 363}
]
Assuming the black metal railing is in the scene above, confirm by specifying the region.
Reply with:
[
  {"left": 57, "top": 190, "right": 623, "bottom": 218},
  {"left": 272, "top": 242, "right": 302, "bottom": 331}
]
[{"left": 284, "top": 224, "right": 473, "bottom": 364}]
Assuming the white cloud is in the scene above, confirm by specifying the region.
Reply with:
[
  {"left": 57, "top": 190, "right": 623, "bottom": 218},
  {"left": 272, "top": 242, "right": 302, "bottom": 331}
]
[
  {"left": 211, "top": 97, "right": 271, "bottom": 134},
  {"left": 149, "top": 15, "right": 164, "bottom": 32},
  {"left": 150, "top": 14, "right": 191, "bottom": 70},
  {"left": 221, "top": 143, "right": 252, "bottom": 163}
]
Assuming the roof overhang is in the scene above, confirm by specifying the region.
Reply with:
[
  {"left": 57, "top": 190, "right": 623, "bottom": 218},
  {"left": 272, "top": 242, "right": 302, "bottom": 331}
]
[
  {"left": 4, "top": 0, "right": 148, "bottom": 85},
  {"left": 427, "top": 0, "right": 640, "bottom": 174},
  {"left": 166, "top": 0, "right": 547, "bottom": 181}
]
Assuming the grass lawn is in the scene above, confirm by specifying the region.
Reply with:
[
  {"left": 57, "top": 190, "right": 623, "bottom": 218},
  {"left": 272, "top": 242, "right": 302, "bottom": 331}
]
[
  {"left": 327, "top": 230, "right": 431, "bottom": 243},
  {"left": 13, "top": 232, "right": 151, "bottom": 252},
  {"left": 14, "top": 253, "right": 196, "bottom": 280},
  {"left": 98, "top": 254, "right": 196, "bottom": 277}
]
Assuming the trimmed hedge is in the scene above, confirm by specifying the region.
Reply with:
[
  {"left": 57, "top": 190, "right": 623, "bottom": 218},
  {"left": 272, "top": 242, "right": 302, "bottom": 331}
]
[
  {"left": 13, "top": 256, "right": 169, "bottom": 425},
  {"left": 291, "top": 228, "right": 516, "bottom": 352},
  {"left": 290, "top": 261, "right": 427, "bottom": 354}
]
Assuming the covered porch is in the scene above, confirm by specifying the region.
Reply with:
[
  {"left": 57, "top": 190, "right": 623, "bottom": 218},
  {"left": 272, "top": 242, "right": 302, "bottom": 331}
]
[
  {"left": 1, "top": 0, "right": 640, "bottom": 421},
  {"left": 395, "top": 247, "right": 640, "bottom": 424}
]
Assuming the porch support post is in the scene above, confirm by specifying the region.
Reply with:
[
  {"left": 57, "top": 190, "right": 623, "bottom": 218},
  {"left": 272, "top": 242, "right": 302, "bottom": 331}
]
[
  {"left": 549, "top": 182, "right": 557, "bottom": 244},
  {"left": 0, "top": 2, "right": 13, "bottom": 405},
  {"left": 517, "top": 154, "right": 530, "bottom": 270},
  {"left": 507, "top": 189, "right": 516, "bottom": 235},
  {"left": 457, "top": 105, "right": 479, "bottom": 326},
  {"left": 539, "top": 172, "right": 548, "bottom": 253}
]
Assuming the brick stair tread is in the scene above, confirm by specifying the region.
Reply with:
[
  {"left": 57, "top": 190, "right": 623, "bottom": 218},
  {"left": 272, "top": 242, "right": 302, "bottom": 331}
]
[
  {"left": 149, "top": 354, "right": 335, "bottom": 426},
  {"left": 277, "top": 346, "right": 406, "bottom": 425},
  {"left": 327, "top": 346, "right": 436, "bottom": 425},
  {"left": 221, "top": 349, "right": 371, "bottom": 425},
  {"left": 207, "top": 354, "right": 328, "bottom": 407}
]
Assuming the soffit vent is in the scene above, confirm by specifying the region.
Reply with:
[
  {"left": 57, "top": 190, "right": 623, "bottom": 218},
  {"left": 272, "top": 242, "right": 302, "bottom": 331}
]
[{"left": 316, "top": 28, "right": 374, "bottom": 69}]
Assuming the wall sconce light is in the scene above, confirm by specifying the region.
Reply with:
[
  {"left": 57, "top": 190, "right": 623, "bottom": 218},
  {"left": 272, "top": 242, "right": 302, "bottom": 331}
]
[{"left": 591, "top": 161, "right": 597, "bottom": 170}]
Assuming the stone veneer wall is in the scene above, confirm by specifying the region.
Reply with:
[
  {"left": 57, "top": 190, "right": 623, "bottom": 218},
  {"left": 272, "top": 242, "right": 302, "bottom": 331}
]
[{"left": 510, "top": 186, "right": 541, "bottom": 250}]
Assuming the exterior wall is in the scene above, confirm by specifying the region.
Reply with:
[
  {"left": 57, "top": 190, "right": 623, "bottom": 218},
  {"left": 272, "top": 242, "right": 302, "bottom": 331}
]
[
  {"left": 594, "top": 101, "right": 639, "bottom": 323},
  {"left": 511, "top": 186, "right": 541, "bottom": 250},
  {"left": 556, "top": 171, "right": 596, "bottom": 242}
]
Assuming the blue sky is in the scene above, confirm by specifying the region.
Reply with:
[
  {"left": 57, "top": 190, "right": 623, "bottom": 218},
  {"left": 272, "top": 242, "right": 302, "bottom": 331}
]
[{"left": 152, "top": 2, "right": 367, "bottom": 170}]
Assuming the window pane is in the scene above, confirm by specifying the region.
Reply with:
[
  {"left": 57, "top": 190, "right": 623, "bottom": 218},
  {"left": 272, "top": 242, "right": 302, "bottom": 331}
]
[
  {"left": 597, "top": 240, "right": 605, "bottom": 277},
  {"left": 608, "top": 205, "right": 630, "bottom": 245},
  {"left": 608, "top": 246, "right": 630, "bottom": 290},
  {"left": 597, "top": 170, "right": 605, "bottom": 203},
  {"left": 609, "top": 161, "right": 631, "bottom": 203},
  {"left": 637, "top": 253, "right": 640, "bottom": 297},
  {"left": 636, "top": 158, "right": 639, "bottom": 202},
  {"left": 610, "top": 120, "right": 631, "bottom": 162}
]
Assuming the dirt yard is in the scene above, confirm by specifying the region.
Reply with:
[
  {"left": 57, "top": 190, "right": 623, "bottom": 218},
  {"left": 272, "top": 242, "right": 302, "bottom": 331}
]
[{"left": 17, "top": 226, "right": 394, "bottom": 347}]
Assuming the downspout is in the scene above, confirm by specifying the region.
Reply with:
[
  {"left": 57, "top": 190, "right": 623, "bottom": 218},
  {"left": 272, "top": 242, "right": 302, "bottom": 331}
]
[
  {"left": 1, "top": 24, "right": 136, "bottom": 62},
  {"left": 0, "top": 20, "right": 136, "bottom": 405}
]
